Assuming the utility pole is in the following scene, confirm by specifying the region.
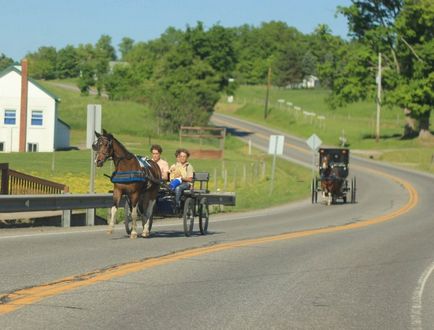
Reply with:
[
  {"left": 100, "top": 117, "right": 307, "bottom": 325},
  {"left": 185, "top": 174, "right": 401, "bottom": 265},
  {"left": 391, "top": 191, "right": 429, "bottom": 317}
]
[
  {"left": 376, "top": 52, "right": 382, "bottom": 143},
  {"left": 264, "top": 66, "right": 271, "bottom": 119}
]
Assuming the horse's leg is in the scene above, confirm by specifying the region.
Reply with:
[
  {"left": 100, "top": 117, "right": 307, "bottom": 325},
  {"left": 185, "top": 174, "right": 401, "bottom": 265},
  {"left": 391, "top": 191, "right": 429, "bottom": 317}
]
[
  {"left": 108, "top": 205, "right": 117, "bottom": 234},
  {"left": 130, "top": 204, "right": 138, "bottom": 239},
  {"left": 142, "top": 194, "right": 156, "bottom": 238},
  {"left": 130, "top": 194, "right": 140, "bottom": 239},
  {"left": 141, "top": 192, "right": 150, "bottom": 237},
  {"left": 108, "top": 190, "right": 122, "bottom": 234}
]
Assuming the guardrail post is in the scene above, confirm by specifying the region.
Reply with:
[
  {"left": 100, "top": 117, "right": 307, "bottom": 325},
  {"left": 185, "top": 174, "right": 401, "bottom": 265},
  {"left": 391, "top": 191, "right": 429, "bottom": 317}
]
[
  {"left": 86, "top": 208, "right": 95, "bottom": 226},
  {"left": 0, "top": 163, "right": 9, "bottom": 194},
  {"left": 61, "top": 209, "right": 71, "bottom": 227}
]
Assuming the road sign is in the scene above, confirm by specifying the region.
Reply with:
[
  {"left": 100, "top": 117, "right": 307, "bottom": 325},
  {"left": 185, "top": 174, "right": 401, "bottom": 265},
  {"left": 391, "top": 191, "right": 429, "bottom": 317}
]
[
  {"left": 306, "top": 134, "right": 322, "bottom": 151},
  {"left": 86, "top": 104, "right": 102, "bottom": 224},
  {"left": 86, "top": 104, "right": 102, "bottom": 149},
  {"left": 268, "top": 135, "right": 284, "bottom": 155},
  {"left": 268, "top": 135, "right": 285, "bottom": 195}
]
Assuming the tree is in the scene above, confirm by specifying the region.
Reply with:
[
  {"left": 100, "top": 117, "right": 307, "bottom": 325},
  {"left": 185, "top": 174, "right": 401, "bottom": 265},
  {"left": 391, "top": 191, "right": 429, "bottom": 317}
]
[
  {"left": 27, "top": 46, "right": 57, "bottom": 79},
  {"left": 94, "top": 35, "right": 116, "bottom": 96},
  {"left": 95, "top": 34, "right": 117, "bottom": 61},
  {"left": 0, "top": 53, "right": 14, "bottom": 71},
  {"left": 76, "top": 43, "right": 96, "bottom": 95},
  {"left": 185, "top": 22, "right": 237, "bottom": 91},
  {"left": 391, "top": 0, "right": 434, "bottom": 137},
  {"left": 273, "top": 44, "right": 304, "bottom": 87},
  {"left": 330, "top": 0, "right": 434, "bottom": 138},
  {"left": 56, "top": 45, "right": 79, "bottom": 78},
  {"left": 150, "top": 38, "right": 220, "bottom": 133},
  {"left": 118, "top": 37, "right": 134, "bottom": 60}
]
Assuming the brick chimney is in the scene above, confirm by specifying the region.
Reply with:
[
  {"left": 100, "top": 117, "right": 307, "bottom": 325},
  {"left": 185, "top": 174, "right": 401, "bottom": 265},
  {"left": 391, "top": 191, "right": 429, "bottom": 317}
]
[{"left": 19, "top": 59, "right": 28, "bottom": 152}]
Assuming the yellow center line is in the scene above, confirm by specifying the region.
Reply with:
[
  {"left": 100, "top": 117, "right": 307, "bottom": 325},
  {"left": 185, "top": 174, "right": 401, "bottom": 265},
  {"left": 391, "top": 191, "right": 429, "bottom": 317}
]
[{"left": 0, "top": 121, "right": 420, "bottom": 315}]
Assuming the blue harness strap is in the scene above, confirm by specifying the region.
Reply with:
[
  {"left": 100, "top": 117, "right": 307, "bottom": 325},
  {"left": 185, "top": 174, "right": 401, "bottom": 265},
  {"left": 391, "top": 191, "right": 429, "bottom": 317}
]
[{"left": 111, "top": 170, "right": 147, "bottom": 183}]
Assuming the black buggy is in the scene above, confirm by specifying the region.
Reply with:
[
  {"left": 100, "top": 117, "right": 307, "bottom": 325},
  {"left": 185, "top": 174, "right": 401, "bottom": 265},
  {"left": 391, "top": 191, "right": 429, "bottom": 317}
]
[
  {"left": 124, "top": 172, "right": 236, "bottom": 236},
  {"left": 311, "top": 148, "right": 356, "bottom": 205}
]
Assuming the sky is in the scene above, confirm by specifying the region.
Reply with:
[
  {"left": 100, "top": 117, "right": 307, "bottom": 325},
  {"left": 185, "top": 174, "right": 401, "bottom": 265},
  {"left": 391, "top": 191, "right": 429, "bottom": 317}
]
[{"left": 1, "top": 0, "right": 352, "bottom": 61}]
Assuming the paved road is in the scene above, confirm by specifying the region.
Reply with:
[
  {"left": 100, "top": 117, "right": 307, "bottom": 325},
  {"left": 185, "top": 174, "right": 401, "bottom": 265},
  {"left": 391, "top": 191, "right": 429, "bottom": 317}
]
[{"left": 1, "top": 113, "right": 434, "bottom": 329}]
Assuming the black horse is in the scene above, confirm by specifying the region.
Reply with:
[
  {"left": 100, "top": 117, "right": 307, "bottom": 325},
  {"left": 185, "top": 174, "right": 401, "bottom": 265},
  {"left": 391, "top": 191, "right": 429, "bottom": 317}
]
[{"left": 93, "top": 129, "right": 161, "bottom": 238}]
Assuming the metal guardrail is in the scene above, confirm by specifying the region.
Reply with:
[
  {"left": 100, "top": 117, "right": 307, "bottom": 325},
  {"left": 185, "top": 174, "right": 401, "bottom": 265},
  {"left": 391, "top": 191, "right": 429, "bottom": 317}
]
[
  {"left": 0, "top": 193, "right": 121, "bottom": 227},
  {"left": 0, "top": 192, "right": 236, "bottom": 227},
  {"left": 0, "top": 193, "right": 116, "bottom": 213}
]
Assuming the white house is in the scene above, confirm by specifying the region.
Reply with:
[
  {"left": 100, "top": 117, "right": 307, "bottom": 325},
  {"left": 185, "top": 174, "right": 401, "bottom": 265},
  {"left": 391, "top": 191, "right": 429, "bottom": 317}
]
[
  {"left": 302, "top": 75, "right": 320, "bottom": 88},
  {"left": 0, "top": 63, "right": 70, "bottom": 152},
  {"left": 286, "top": 75, "right": 320, "bottom": 89}
]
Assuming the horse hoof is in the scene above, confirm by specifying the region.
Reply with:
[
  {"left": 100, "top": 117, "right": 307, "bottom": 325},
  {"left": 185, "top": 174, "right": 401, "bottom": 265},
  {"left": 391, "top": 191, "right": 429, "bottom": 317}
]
[
  {"left": 107, "top": 228, "right": 113, "bottom": 235},
  {"left": 130, "top": 232, "right": 138, "bottom": 239},
  {"left": 141, "top": 231, "right": 150, "bottom": 238}
]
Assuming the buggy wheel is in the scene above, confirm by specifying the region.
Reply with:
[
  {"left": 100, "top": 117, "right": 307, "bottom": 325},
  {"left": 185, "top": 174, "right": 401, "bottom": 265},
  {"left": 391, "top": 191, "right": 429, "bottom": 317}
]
[
  {"left": 351, "top": 177, "right": 357, "bottom": 203},
  {"left": 124, "top": 198, "right": 132, "bottom": 235},
  {"left": 183, "top": 197, "right": 195, "bottom": 237},
  {"left": 199, "top": 197, "right": 209, "bottom": 235}
]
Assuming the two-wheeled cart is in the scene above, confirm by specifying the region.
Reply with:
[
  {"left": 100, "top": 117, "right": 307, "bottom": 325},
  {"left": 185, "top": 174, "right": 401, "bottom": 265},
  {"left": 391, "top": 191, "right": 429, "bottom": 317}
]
[{"left": 124, "top": 172, "right": 236, "bottom": 236}]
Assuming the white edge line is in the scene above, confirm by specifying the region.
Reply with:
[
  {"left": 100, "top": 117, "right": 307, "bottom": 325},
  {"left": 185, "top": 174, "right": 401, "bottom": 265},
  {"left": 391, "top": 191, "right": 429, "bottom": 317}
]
[{"left": 411, "top": 260, "right": 434, "bottom": 329}]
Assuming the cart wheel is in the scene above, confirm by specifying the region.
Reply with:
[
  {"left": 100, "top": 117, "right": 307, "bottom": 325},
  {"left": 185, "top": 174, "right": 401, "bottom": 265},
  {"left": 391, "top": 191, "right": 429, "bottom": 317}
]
[
  {"left": 351, "top": 177, "right": 357, "bottom": 203},
  {"left": 183, "top": 197, "right": 194, "bottom": 237},
  {"left": 124, "top": 199, "right": 132, "bottom": 235},
  {"left": 199, "top": 198, "right": 209, "bottom": 235}
]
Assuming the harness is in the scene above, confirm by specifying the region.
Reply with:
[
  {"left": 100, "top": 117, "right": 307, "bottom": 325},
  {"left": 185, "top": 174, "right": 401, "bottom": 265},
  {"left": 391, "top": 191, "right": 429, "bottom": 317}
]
[
  {"left": 110, "top": 170, "right": 147, "bottom": 183},
  {"left": 94, "top": 135, "right": 162, "bottom": 186},
  {"left": 108, "top": 156, "right": 162, "bottom": 186}
]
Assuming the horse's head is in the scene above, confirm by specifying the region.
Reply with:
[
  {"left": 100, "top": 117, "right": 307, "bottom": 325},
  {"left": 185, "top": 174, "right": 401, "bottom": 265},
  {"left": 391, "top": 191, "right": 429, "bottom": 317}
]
[{"left": 93, "top": 129, "right": 113, "bottom": 167}]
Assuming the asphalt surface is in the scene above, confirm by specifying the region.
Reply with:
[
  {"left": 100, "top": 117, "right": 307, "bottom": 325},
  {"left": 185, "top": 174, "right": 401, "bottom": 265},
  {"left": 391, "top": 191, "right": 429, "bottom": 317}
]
[{"left": 1, "top": 113, "right": 434, "bottom": 329}]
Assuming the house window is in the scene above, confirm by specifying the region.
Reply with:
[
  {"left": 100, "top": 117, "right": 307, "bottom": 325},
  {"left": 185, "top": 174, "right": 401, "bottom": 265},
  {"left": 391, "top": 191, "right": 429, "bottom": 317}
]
[
  {"left": 27, "top": 143, "right": 38, "bottom": 152},
  {"left": 4, "top": 110, "right": 16, "bottom": 125},
  {"left": 0, "top": 142, "right": 4, "bottom": 152},
  {"left": 31, "top": 110, "right": 43, "bottom": 126}
]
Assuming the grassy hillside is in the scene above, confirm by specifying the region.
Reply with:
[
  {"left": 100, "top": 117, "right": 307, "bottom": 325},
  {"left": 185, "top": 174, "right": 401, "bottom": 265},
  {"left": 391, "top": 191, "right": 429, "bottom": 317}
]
[
  {"left": 39, "top": 80, "right": 160, "bottom": 147},
  {"left": 2, "top": 81, "right": 312, "bottom": 214},
  {"left": 216, "top": 86, "right": 434, "bottom": 173}
]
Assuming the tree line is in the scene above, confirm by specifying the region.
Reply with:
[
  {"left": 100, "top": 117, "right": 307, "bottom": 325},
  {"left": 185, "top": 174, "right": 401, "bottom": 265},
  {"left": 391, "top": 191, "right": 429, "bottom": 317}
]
[{"left": 1, "top": 0, "right": 432, "bottom": 137}]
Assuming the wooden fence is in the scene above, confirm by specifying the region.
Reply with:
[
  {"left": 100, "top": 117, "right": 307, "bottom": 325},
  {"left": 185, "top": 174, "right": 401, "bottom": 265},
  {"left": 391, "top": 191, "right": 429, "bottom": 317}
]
[{"left": 0, "top": 163, "right": 69, "bottom": 195}]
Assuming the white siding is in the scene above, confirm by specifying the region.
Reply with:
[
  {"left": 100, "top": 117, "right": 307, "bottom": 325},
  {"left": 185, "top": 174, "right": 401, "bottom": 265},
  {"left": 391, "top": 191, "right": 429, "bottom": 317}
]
[
  {"left": 0, "top": 71, "right": 21, "bottom": 152},
  {"left": 0, "top": 68, "right": 69, "bottom": 152}
]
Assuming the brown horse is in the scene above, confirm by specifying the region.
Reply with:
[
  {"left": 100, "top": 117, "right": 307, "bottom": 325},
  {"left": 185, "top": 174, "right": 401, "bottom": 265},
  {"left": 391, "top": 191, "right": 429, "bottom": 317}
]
[
  {"left": 93, "top": 129, "right": 161, "bottom": 238},
  {"left": 320, "top": 154, "right": 344, "bottom": 205}
]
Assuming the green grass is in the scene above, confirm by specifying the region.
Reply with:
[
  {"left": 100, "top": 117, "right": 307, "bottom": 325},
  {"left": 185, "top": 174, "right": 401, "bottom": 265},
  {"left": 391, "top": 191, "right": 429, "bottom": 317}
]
[
  {"left": 2, "top": 81, "right": 312, "bottom": 215},
  {"left": 2, "top": 134, "right": 311, "bottom": 213},
  {"left": 40, "top": 81, "right": 159, "bottom": 146},
  {"left": 217, "top": 85, "right": 434, "bottom": 173}
]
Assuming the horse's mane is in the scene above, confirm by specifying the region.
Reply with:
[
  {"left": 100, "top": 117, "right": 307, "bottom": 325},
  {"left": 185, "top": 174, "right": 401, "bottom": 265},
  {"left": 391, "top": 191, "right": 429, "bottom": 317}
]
[{"left": 106, "top": 132, "right": 134, "bottom": 160}]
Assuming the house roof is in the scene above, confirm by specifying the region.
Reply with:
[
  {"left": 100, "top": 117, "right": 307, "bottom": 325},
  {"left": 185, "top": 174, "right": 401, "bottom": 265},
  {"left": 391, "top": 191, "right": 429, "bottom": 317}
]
[
  {"left": 57, "top": 118, "right": 71, "bottom": 129},
  {"left": 0, "top": 65, "right": 61, "bottom": 102}
]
